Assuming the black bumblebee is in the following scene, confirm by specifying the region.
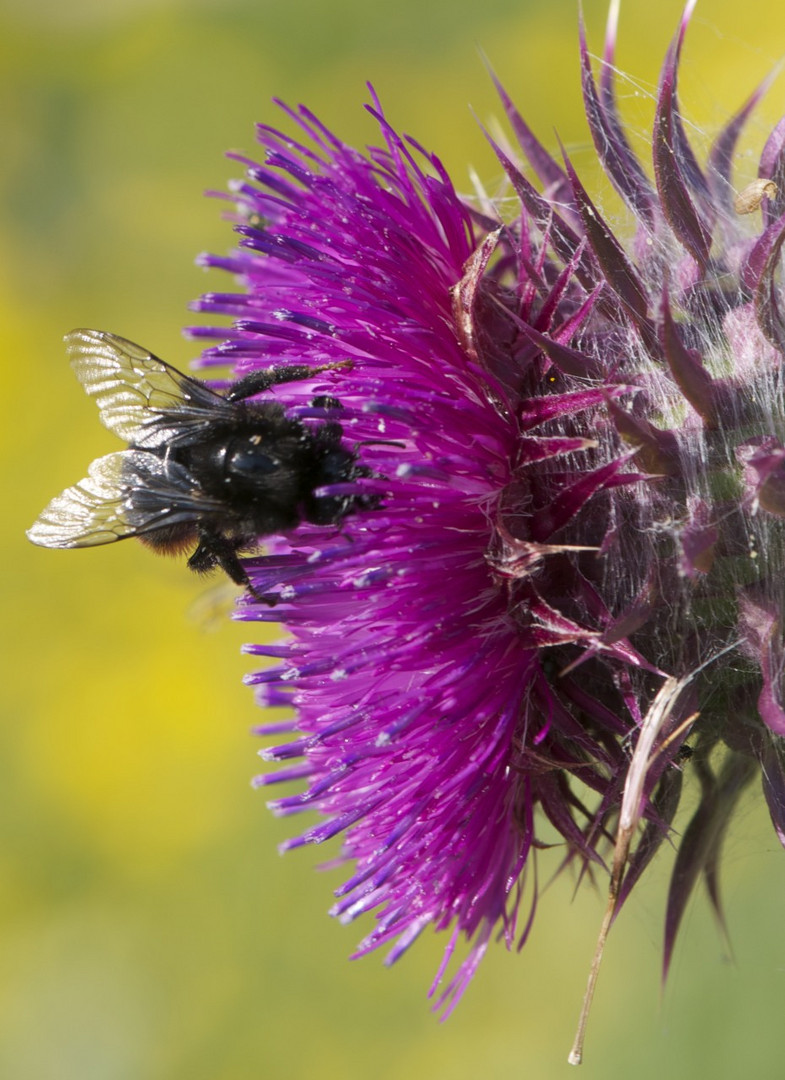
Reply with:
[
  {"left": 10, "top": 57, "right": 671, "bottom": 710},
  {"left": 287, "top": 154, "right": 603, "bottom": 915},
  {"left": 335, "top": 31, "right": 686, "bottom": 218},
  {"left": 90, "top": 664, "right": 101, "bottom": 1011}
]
[{"left": 27, "top": 329, "right": 370, "bottom": 592}]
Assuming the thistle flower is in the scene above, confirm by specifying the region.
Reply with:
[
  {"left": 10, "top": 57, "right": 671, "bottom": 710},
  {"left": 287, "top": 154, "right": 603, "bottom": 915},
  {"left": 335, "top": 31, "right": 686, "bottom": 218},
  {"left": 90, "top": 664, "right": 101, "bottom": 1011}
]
[{"left": 189, "top": 0, "right": 785, "bottom": 1047}]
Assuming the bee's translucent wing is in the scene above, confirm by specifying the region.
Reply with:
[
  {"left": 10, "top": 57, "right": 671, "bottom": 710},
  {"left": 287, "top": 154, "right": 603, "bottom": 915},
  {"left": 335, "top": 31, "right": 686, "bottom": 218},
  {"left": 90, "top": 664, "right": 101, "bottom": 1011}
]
[
  {"left": 26, "top": 451, "right": 224, "bottom": 549},
  {"left": 64, "top": 329, "right": 229, "bottom": 448}
]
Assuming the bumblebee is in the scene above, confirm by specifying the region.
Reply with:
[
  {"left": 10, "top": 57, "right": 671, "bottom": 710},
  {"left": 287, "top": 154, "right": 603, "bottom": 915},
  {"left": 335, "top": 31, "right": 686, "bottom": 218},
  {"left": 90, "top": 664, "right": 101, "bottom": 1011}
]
[{"left": 27, "top": 329, "right": 370, "bottom": 591}]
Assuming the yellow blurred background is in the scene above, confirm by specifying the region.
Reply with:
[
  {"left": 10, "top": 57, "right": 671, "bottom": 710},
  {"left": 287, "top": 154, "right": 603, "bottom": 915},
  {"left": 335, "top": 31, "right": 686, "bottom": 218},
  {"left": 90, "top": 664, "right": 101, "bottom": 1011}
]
[{"left": 4, "top": 0, "right": 785, "bottom": 1076}]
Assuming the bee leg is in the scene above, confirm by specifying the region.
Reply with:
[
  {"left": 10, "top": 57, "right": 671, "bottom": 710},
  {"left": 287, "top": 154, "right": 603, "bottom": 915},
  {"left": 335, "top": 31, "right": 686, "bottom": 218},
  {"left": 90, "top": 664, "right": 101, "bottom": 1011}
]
[
  {"left": 188, "top": 531, "right": 277, "bottom": 607},
  {"left": 309, "top": 400, "right": 345, "bottom": 448},
  {"left": 225, "top": 361, "right": 352, "bottom": 403},
  {"left": 310, "top": 395, "right": 341, "bottom": 410},
  {"left": 189, "top": 531, "right": 246, "bottom": 584}
]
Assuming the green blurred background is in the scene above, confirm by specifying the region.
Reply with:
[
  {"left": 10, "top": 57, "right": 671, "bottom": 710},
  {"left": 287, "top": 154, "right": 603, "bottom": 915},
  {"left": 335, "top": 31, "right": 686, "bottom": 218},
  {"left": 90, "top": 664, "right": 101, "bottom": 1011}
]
[{"left": 4, "top": 0, "right": 785, "bottom": 1076}]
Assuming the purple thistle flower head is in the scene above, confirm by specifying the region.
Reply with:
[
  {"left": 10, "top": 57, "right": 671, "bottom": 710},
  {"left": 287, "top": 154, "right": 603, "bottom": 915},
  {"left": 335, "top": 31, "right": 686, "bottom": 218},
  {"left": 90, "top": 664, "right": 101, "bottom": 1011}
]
[{"left": 189, "top": 0, "right": 785, "bottom": 1044}]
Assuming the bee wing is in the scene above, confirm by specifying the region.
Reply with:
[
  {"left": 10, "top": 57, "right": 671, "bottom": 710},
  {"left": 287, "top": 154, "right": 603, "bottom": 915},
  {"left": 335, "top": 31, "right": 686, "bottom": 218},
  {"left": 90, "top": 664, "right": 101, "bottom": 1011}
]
[
  {"left": 65, "top": 329, "right": 230, "bottom": 448},
  {"left": 26, "top": 450, "right": 224, "bottom": 549}
]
